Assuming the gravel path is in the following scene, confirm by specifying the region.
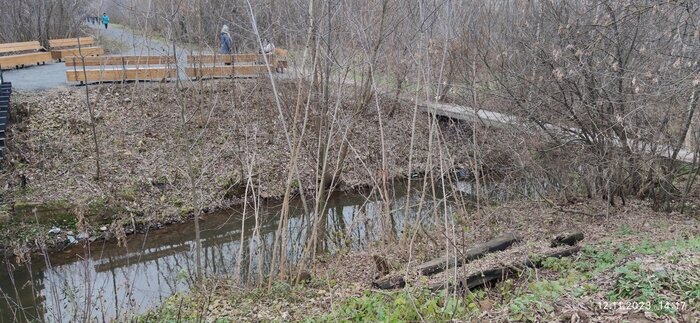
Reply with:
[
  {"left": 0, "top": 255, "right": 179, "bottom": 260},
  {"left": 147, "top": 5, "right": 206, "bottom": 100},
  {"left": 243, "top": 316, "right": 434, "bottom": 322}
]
[
  {"left": 91, "top": 23, "right": 191, "bottom": 80},
  {"left": 1, "top": 61, "right": 68, "bottom": 91},
  {"left": 2, "top": 23, "right": 192, "bottom": 91}
]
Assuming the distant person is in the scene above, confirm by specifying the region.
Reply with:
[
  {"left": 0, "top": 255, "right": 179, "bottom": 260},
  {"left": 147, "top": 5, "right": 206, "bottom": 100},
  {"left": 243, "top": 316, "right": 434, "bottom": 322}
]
[
  {"left": 262, "top": 39, "right": 275, "bottom": 54},
  {"left": 219, "top": 25, "right": 233, "bottom": 54},
  {"left": 102, "top": 13, "right": 110, "bottom": 29}
]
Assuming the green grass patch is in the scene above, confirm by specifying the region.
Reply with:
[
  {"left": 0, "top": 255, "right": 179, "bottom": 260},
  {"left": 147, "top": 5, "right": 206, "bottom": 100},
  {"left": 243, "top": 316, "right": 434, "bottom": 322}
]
[
  {"left": 317, "top": 289, "right": 482, "bottom": 322},
  {"left": 139, "top": 235, "right": 699, "bottom": 322},
  {"left": 320, "top": 236, "right": 698, "bottom": 321}
]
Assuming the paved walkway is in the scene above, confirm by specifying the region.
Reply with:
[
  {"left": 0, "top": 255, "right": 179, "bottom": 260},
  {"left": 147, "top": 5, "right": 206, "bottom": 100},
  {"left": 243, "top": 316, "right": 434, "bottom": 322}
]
[
  {"left": 90, "top": 23, "right": 191, "bottom": 80},
  {"left": 2, "top": 62, "right": 68, "bottom": 91}
]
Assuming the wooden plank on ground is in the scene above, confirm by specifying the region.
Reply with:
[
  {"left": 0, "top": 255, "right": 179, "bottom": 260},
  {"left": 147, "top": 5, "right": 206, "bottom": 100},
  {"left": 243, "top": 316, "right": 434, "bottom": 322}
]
[
  {"left": 373, "top": 233, "right": 521, "bottom": 290},
  {"left": 52, "top": 47, "right": 104, "bottom": 60},
  {"left": 0, "top": 41, "right": 43, "bottom": 54},
  {"left": 417, "top": 233, "right": 521, "bottom": 275},
  {"left": 550, "top": 231, "right": 584, "bottom": 247},
  {"left": 65, "top": 55, "right": 176, "bottom": 67},
  {"left": 187, "top": 53, "right": 272, "bottom": 64},
  {"left": 66, "top": 67, "right": 175, "bottom": 82},
  {"left": 428, "top": 246, "right": 581, "bottom": 292},
  {"left": 0, "top": 52, "right": 53, "bottom": 68},
  {"left": 49, "top": 37, "right": 95, "bottom": 48},
  {"left": 186, "top": 65, "right": 270, "bottom": 79}
]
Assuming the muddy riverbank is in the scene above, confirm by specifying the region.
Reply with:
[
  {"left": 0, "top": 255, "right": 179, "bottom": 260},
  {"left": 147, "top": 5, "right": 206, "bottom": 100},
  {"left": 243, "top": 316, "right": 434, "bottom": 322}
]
[{"left": 0, "top": 80, "right": 522, "bottom": 252}]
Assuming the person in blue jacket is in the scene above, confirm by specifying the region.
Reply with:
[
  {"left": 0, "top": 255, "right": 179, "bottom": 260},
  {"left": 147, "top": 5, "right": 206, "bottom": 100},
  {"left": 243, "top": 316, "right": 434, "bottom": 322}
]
[
  {"left": 102, "top": 13, "right": 110, "bottom": 29},
  {"left": 220, "top": 25, "right": 233, "bottom": 54}
]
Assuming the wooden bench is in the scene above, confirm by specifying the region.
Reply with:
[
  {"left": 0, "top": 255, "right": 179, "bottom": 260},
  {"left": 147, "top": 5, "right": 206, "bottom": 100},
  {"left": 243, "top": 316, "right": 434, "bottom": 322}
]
[
  {"left": 188, "top": 48, "right": 288, "bottom": 75},
  {"left": 0, "top": 41, "right": 53, "bottom": 69},
  {"left": 186, "top": 51, "right": 289, "bottom": 79},
  {"left": 65, "top": 55, "right": 176, "bottom": 84},
  {"left": 186, "top": 64, "right": 271, "bottom": 79},
  {"left": 50, "top": 37, "right": 104, "bottom": 61},
  {"left": 187, "top": 53, "right": 270, "bottom": 65}
]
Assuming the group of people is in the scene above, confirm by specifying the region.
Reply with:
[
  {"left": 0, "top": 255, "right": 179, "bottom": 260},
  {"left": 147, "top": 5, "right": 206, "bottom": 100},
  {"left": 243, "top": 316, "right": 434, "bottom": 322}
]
[
  {"left": 86, "top": 13, "right": 110, "bottom": 29},
  {"left": 219, "top": 24, "right": 275, "bottom": 55}
]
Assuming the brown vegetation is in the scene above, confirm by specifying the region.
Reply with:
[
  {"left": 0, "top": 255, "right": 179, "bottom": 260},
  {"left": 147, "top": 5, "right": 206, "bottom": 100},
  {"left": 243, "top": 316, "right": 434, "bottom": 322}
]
[
  {"left": 2, "top": 0, "right": 700, "bottom": 321},
  {"left": 0, "top": 0, "right": 94, "bottom": 45},
  {"left": 3, "top": 81, "right": 490, "bottom": 230}
]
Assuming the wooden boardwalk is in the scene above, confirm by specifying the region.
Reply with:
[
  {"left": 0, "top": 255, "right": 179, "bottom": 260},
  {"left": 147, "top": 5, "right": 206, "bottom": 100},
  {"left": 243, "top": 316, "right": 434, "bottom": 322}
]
[
  {"left": 289, "top": 68, "right": 698, "bottom": 164},
  {"left": 420, "top": 99, "right": 696, "bottom": 163},
  {"left": 418, "top": 100, "right": 517, "bottom": 127}
]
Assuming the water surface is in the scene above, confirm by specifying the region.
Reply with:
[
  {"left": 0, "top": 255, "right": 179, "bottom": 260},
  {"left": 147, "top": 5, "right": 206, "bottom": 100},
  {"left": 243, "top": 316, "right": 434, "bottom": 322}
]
[{"left": 1, "top": 180, "right": 470, "bottom": 322}]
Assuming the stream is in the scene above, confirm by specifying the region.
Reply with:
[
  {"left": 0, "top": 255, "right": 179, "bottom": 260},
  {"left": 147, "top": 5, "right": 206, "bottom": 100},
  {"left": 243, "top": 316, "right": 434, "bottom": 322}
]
[
  {"left": 0, "top": 179, "right": 475, "bottom": 322},
  {"left": 0, "top": 177, "right": 545, "bottom": 322}
]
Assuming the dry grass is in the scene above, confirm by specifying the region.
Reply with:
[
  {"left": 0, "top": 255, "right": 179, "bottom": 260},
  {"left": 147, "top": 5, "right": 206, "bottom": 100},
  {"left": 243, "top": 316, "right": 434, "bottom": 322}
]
[
  {"left": 142, "top": 199, "right": 699, "bottom": 321},
  {"left": 1, "top": 81, "right": 499, "bottom": 243}
]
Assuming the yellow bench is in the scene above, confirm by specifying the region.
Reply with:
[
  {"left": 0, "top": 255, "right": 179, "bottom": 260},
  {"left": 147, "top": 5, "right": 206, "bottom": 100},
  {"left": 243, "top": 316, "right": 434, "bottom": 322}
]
[
  {"left": 65, "top": 55, "right": 176, "bottom": 84},
  {"left": 0, "top": 41, "right": 52, "bottom": 69},
  {"left": 50, "top": 37, "right": 105, "bottom": 61}
]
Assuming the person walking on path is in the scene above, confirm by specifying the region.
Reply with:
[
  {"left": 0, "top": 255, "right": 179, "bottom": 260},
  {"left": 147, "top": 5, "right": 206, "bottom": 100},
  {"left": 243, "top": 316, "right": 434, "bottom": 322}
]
[
  {"left": 262, "top": 39, "right": 275, "bottom": 54},
  {"left": 219, "top": 25, "right": 233, "bottom": 54},
  {"left": 102, "top": 13, "right": 110, "bottom": 29}
]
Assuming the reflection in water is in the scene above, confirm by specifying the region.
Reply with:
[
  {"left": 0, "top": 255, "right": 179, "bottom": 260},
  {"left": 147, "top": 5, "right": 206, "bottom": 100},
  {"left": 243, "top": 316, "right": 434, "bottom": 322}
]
[{"left": 0, "top": 181, "right": 458, "bottom": 322}]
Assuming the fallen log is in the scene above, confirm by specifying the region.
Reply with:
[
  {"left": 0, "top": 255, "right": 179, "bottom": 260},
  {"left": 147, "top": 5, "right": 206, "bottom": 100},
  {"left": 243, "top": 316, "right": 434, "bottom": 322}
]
[
  {"left": 550, "top": 231, "right": 584, "bottom": 247},
  {"left": 373, "top": 232, "right": 521, "bottom": 289},
  {"left": 429, "top": 246, "right": 581, "bottom": 292}
]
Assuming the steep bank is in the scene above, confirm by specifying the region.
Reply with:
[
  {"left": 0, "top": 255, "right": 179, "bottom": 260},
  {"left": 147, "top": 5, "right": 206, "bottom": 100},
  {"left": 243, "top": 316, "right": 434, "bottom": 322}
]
[{"left": 0, "top": 80, "right": 501, "bottom": 250}]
